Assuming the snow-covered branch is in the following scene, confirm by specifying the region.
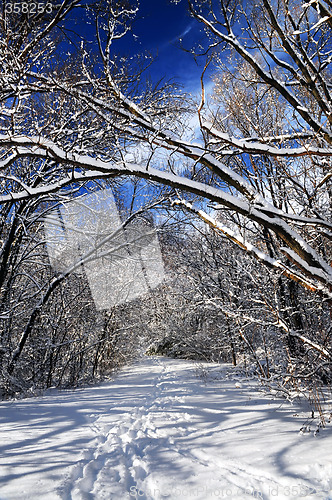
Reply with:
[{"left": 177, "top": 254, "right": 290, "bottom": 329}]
[
  {"left": 171, "top": 198, "right": 332, "bottom": 297},
  {"left": 203, "top": 123, "right": 332, "bottom": 158}
]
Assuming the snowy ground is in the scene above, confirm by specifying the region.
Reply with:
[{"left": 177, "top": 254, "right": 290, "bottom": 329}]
[{"left": 0, "top": 356, "right": 332, "bottom": 500}]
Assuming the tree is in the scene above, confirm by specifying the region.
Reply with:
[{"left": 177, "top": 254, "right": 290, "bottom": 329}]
[
  {"left": 1, "top": 0, "right": 331, "bottom": 291},
  {"left": 1, "top": 0, "right": 332, "bottom": 390}
]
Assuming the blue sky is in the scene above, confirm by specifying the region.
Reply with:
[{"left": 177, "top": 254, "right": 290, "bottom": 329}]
[
  {"left": 58, "top": 1, "right": 210, "bottom": 211},
  {"left": 125, "top": 0, "right": 202, "bottom": 86},
  {"left": 68, "top": 0, "right": 208, "bottom": 93}
]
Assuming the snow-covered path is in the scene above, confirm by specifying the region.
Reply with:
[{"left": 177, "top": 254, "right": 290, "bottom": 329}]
[{"left": 0, "top": 357, "right": 331, "bottom": 500}]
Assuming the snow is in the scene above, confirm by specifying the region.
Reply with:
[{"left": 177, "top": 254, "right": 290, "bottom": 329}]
[
  {"left": 0, "top": 356, "right": 332, "bottom": 500},
  {"left": 202, "top": 123, "right": 332, "bottom": 158},
  {"left": 293, "top": 16, "right": 331, "bottom": 35}
]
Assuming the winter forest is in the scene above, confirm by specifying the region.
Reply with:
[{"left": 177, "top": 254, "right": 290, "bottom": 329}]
[{"left": 1, "top": 0, "right": 332, "bottom": 410}]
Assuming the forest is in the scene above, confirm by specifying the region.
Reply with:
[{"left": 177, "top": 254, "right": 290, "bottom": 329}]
[{"left": 0, "top": 0, "right": 332, "bottom": 402}]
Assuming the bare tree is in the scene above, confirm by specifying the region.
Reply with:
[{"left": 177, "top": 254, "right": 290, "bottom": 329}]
[
  {"left": 1, "top": 1, "right": 331, "bottom": 293},
  {"left": 1, "top": 0, "right": 332, "bottom": 390}
]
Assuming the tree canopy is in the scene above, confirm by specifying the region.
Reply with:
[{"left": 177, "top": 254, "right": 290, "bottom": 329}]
[{"left": 1, "top": 0, "right": 332, "bottom": 396}]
